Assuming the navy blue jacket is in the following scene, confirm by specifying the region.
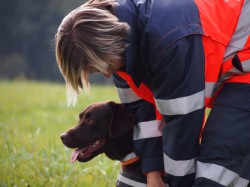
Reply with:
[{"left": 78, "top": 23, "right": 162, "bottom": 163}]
[{"left": 113, "top": 0, "right": 205, "bottom": 185}]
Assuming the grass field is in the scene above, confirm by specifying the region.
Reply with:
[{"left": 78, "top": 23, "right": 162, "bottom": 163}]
[{"left": 0, "top": 81, "right": 121, "bottom": 187}]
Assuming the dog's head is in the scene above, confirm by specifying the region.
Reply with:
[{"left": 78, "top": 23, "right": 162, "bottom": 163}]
[{"left": 60, "top": 101, "right": 135, "bottom": 163}]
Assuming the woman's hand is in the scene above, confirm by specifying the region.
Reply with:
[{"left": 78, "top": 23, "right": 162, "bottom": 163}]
[{"left": 147, "top": 171, "right": 167, "bottom": 187}]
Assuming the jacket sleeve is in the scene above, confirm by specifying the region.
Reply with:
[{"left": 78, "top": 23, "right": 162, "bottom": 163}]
[
  {"left": 112, "top": 73, "right": 164, "bottom": 174},
  {"left": 152, "top": 35, "right": 205, "bottom": 186}
]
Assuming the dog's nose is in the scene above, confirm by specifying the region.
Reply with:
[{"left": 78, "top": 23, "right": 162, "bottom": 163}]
[{"left": 60, "top": 133, "right": 68, "bottom": 141}]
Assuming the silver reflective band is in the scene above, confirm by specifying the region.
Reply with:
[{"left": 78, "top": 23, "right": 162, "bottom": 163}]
[
  {"left": 205, "top": 59, "right": 250, "bottom": 100},
  {"left": 116, "top": 87, "right": 141, "bottom": 103},
  {"left": 224, "top": 0, "right": 250, "bottom": 60},
  {"left": 120, "top": 152, "right": 137, "bottom": 162},
  {"left": 133, "top": 120, "right": 163, "bottom": 140},
  {"left": 164, "top": 154, "right": 195, "bottom": 176},
  {"left": 242, "top": 59, "right": 250, "bottom": 72},
  {"left": 218, "top": 67, "right": 244, "bottom": 88},
  {"left": 217, "top": 59, "right": 250, "bottom": 90},
  {"left": 205, "top": 82, "right": 216, "bottom": 98},
  {"left": 196, "top": 161, "right": 249, "bottom": 187},
  {"left": 117, "top": 174, "right": 146, "bottom": 187},
  {"left": 155, "top": 90, "right": 205, "bottom": 115}
]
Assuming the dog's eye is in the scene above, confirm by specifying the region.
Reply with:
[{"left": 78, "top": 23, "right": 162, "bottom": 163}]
[
  {"left": 85, "top": 117, "right": 93, "bottom": 125},
  {"left": 84, "top": 113, "right": 94, "bottom": 125}
]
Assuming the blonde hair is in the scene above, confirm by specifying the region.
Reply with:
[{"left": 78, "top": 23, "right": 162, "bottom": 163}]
[{"left": 55, "top": 0, "right": 130, "bottom": 106}]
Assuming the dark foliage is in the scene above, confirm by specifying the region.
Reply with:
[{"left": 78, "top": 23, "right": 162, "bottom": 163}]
[{"left": 0, "top": 0, "right": 111, "bottom": 84}]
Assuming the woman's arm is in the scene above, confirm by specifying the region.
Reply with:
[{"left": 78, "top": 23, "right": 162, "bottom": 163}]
[
  {"left": 113, "top": 73, "right": 165, "bottom": 174},
  {"left": 152, "top": 34, "right": 206, "bottom": 186}
]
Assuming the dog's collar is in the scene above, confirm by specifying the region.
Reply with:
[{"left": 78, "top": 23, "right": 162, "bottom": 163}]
[{"left": 120, "top": 152, "right": 140, "bottom": 166}]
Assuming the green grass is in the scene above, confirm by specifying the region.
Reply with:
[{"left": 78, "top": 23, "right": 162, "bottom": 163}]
[{"left": 0, "top": 80, "right": 120, "bottom": 187}]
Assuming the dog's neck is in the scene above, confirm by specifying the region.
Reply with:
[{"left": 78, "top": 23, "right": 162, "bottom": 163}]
[
  {"left": 119, "top": 152, "right": 145, "bottom": 177},
  {"left": 105, "top": 130, "right": 134, "bottom": 161}
]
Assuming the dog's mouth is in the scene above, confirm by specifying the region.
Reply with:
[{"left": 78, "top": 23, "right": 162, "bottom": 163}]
[{"left": 71, "top": 139, "right": 106, "bottom": 163}]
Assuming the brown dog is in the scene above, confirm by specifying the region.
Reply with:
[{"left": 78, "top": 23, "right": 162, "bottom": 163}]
[{"left": 60, "top": 101, "right": 148, "bottom": 186}]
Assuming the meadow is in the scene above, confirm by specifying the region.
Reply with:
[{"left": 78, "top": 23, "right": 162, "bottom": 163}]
[{"left": 0, "top": 81, "right": 121, "bottom": 187}]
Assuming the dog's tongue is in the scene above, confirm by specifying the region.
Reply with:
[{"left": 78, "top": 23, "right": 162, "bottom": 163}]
[
  {"left": 71, "top": 148, "right": 87, "bottom": 163},
  {"left": 70, "top": 139, "right": 105, "bottom": 163}
]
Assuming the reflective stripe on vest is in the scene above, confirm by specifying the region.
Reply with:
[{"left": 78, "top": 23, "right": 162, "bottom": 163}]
[
  {"left": 224, "top": 0, "right": 250, "bottom": 61},
  {"left": 116, "top": 71, "right": 162, "bottom": 120},
  {"left": 116, "top": 87, "right": 141, "bottom": 103},
  {"left": 195, "top": 0, "right": 250, "bottom": 107},
  {"left": 155, "top": 90, "right": 205, "bottom": 115},
  {"left": 117, "top": 174, "right": 146, "bottom": 187},
  {"left": 164, "top": 153, "right": 196, "bottom": 177},
  {"left": 133, "top": 120, "right": 163, "bottom": 140},
  {"left": 196, "top": 161, "right": 249, "bottom": 186},
  {"left": 223, "top": 34, "right": 250, "bottom": 84}
]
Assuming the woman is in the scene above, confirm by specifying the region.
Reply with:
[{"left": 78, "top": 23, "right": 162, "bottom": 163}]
[{"left": 55, "top": 0, "right": 250, "bottom": 186}]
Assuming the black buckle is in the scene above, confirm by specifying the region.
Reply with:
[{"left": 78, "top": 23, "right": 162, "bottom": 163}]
[{"left": 232, "top": 54, "right": 243, "bottom": 72}]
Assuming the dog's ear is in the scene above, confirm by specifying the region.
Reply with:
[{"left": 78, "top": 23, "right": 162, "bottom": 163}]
[{"left": 108, "top": 101, "right": 135, "bottom": 138}]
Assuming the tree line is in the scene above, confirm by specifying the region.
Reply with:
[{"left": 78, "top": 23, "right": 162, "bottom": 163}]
[{"left": 0, "top": 0, "right": 111, "bottom": 84}]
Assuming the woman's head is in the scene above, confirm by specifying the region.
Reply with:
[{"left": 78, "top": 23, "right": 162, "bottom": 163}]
[{"left": 55, "top": 0, "right": 130, "bottom": 105}]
